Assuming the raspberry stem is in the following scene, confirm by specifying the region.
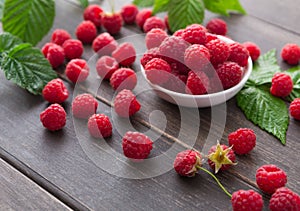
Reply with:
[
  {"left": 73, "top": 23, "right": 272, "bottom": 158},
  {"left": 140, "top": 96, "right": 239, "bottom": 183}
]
[
  {"left": 199, "top": 167, "right": 232, "bottom": 198},
  {"left": 108, "top": 0, "right": 115, "bottom": 13}
]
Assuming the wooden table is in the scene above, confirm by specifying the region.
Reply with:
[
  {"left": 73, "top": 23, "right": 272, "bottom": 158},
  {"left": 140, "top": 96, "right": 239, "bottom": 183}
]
[{"left": 1, "top": 0, "right": 299, "bottom": 210}]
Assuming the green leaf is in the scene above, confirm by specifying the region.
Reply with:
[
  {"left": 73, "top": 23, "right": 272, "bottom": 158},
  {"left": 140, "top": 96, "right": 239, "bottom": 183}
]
[
  {"left": 237, "top": 85, "right": 289, "bottom": 145},
  {"left": 0, "top": 33, "right": 57, "bottom": 95},
  {"left": 203, "top": 0, "right": 246, "bottom": 16},
  {"left": 133, "top": 0, "right": 155, "bottom": 7},
  {"left": 77, "top": 0, "right": 89, "bottom": 8},
  {"left": 2, "top": 0, "right": 55, "bottom": 45},
  {"left": 168, "top": 0, "right": 205, "bottom": 32},
  {"left": 152, "top": 0, "right": 170, "bottom": 14},
  {"left": 0, "top": 0, "right": 4, "bottom": 20},
  {"left": 285, "top": 66, "right": 300, "bottom": 101}
]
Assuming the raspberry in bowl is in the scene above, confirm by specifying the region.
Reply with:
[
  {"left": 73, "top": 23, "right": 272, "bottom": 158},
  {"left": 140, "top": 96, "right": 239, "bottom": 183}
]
[{"left": 140, "top": 34, "right": 252, "bottom": 108}]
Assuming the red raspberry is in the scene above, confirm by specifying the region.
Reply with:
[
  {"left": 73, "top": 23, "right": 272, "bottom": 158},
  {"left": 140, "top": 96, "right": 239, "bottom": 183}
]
[
  {"left": 216, "top": 61, "right": 243, "bottom": 89},
  {"left": 186, "top": 71, "right": 210, "bottom": 95},
  {"left": 83, "top": 4, "right": 103, "bottom": 27},
  {"left": 281, "top": 43, "right": 300, "bottom": 65},
  {"left": 208, "top": 73, "right": 223, "bottom": 93},
  {"left": 207, "top": 142, "right": 236, "bottom": 173},
  {"left": 88, "top": 114, "right": 112, "bottom": 138},
  {"left": 173, "top": 29, "right": 184, "bottom": 37},
  {"left": 41, "top": 43, "right": 65, "bottom": 69},
  {"left": 231, "top": 190, "right": 263, "bottom": 211},
  {"left": 145, "top": 28, "right": 168, "bottom": 49},
  {"left": 62, "top": 39, "right": 83, "bottom": 60},
  {"left": 164, "top": 15, "right": 170, "bottom": 32},
  {"left": 110, "top": 68, "right": 137, "bottom": 91},
  {"left": 269, "top": 187, "right": 300, "bottom": 211},
  {"left": 256, "top": 164, "right": 287, "bottom": 194},
  {"left": 162, "top": 73, "right": 187, "bottom": 93},
  {"left": 228, "top": 128, "right": 256, "bottom": 155},
  {"left": 290, "top": 98, "right": 300, "bottom": 120},
  {"left": 65, "top": 59, "right": 89, "bottom": 83},
  {"left": 228, "top": 42, "right": 250, "bottom": 67},
  {"left": 75, "top": 20, "right": 97, "bottom": 44},
  {"left": 206, "top": 39, "right": 230, "bottom": 65},
  {"left": 92, "top": 32, "right": 118, "bottom": 55},
  {"left": 114, "top": 89, "right": 141, "bottom": 117},
  {"left": 184, "top": 44, "right": 210, "bottom": 72},
  {"left": 270, "top": 72, "right": 293, "bottom": 97},
  {"left": 145, "top": 58, "right": 171, "bottom": 85},
  {"left": 181, "top": 24, "right": 207, "bottom": 45},
  {"left": 170, "top": 61, "right": 190, "bottom": 75},
  {"left": 40, "top": 104, "right": 66, "bottom": 131},
  {"left": 51, "top": 29, "right": 71, "bottom": 46},
  {"left": 135, "top": 9, "right": 152, "bottom": 29},
  {"left": 206, "top": 18, "right": 227, "bottom": 36},
  {"left": 72, "top": 93, "right": 98, "bottom": 119},
  {"left": 96, "top": 56, "right": 119, "bottom": 79},
  {"left": 143, "top": 16, "right": 166, "bottom": 33},
  {"left": 122, "top": 131, "right": 153, "bottom": 159},
  {"left": 205, "top": 33, "right": 218, "bottom": 43},
  {"left": 243, "top": 41, "right": 261, "bottom": 62},
  {"left": 102, "top": 13, "right": 123, "bottom": 35},
  {"left": 121, "top": 4, "right": 138, "bottom": 25},
  {"left": 112, "top": 42, "right": 136, "bottom": 66},
  {"left": 140, "top": 47, "right": 160, "bottom": 67},
  {"left": 42, "top": 78, "right": 69, "bottom": 103},
  {"left": 173, "top": 150, "right": 202, "bottom": 177}
]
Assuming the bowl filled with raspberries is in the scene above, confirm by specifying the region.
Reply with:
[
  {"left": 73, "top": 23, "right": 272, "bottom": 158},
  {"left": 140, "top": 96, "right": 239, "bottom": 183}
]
[{"left": 140, "top": 24, "right": 252, "bottom": 108}]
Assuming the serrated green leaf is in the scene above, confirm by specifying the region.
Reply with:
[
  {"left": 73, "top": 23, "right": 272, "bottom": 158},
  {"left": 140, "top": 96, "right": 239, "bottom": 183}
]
[
  {"left": 168, "top": 0, "right": 204, "bottom": 32},
  {"left": 0, "top": 32, "right": 23, "bottom": 54},
  {"left": 285, "top": 66, "right": 300, "bottom": 101},
  {"left": 77, "top": 0, "right": 89, "bottom": 8},
  {"left": 152, "top": 0, "right": 170, "bottom": 14},
  {"left": 0, "top": 0, "right": 4, "bottom": 20},
  {"left": 237, "top": 85, "right": 289, "bottom": 145},
  {"left": 133, "top": 0, "right": 154, "bottom": 7},
  {"left": 2, "top": 0, "right": 55, "bottom": 45},
  {"left": 203, "top": 0, "right": 246, "bottom": 16}
]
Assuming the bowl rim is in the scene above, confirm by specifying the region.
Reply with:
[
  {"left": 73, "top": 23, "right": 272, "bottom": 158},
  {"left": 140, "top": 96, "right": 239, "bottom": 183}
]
[{"left": 140, "top": 35, "right": 253, "bottom": 100}]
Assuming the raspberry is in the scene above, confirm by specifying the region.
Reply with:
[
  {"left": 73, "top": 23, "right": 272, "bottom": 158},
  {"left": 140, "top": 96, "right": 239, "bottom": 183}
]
[
  {"left": 173, "top": 29, "right": 184, "bottom": 37},
  {"left": 143, "top": 16, "right": 166, "bottom": 33},
  {"left": 42, "top": 78, "right": 69, "bottom": 103},
  {"left": 122, "top": 131, "right": 153, "bottom": 159},
  {"left": 41, "top": 43, "right": 65, "bottom": 69},
  {"left": 281, "top": 43, "right": 300, "bottom": 65},
  {"left": 92, "top": 32, "right": 118, "bottom": 55},
  {"left": 121, "top": 4, "right": 138, "bottom": 25},
  {"left": 270, "top": 72, "right": 293, "bottom": 97},
  {"left": 181, "top": 24, "right": 207, "bottom": 45},
  {"left": 290, "top": 98, "right": 300, "bottom": 120},
  {"left": 88, "top": 114, "right": 112, "bottom": 138},
  {"left": 170, "top": 61, "right": 190, "bottom": 75},
  {"left": 164, "top": 15, "right": 170, "bottom": 32},
  {"left": 269, "top": 187, "right": 300, "bottom": 211},
  {"left": 112, "top": 42, "right": 136, "bottom": 66},
  {"left": 145, "top": 58, "right": 171, "bottom": 85},
  {"left": 228, "top": 128, "right": 256, "bottom": 155},
  {"left": 206, "top": 18, "right": 227, "bottom": 36},
  {"left": 231, "top": 190, "right": 263, "bottom": 211},
  {"left": 206, "top": 39, "right": 230, "bottom": 65},
  {"left": 207, "top": 142, "right": 236, "bottom": 173},
  {"left": 162, "top": 73, "right": 187, "bottom": 93},
  {"left": 208, "top": 73, "right": 224, "bottom": 93},
  {"left": 96, "top": 56, "right": 119, "bottom": 79},
  {"left": 65, "top": 59, "right": 89, "bottom": 83},
  {"left": 159, "top": 36, "right": 190, "bottom": 64},
  {"left": 72, "top": 93, "right": 98, "bottom": 119},
  {"left": 40, "top": 104, "right": 66, "bottom": 131},
  {"left": 140, "top": 47, "right": 160, "bottom": 67},
  {"left": 114, "top": 89, "right": 141, "bottom": 117},
  {"left": 83, "top": 4, "right": 103, "bottom": 27},
  {"left": 243, "top": 41, "right": 261, "bottom": 62},
  {"left": 145, "top": 28, "right": 168, "bottom": 49},
  {"left": 135, "top": 9, "right": 152, "bottom": 29},
  {"left": 102, "top": 12, "right": 123, "bottom": 35},
  {"left": 110, "top": 68, "right": 137, "bottom": 91},
  {"left": 216, "top": 61, "right": 243, "bottom": 89},
  {"left": 256, "top": 164, "right": 287, "bottom": 194},
  {"left": 228, "top": 42, "right": 250, "bottom": 67},
  {"left": 62, "top": 39, "right": 84, "bottom": 60},
  {"left": 186, "top": 71, "right": 210, "bottom": 95},
  {"left": 205, "top": 33, "right": 218, "bottom": 43},
  {"left": 184, "top": 44, "right": 210, "bottom": 72},
  {"left": 173, "top": 150, "right": 202, "bottom": 177},
  {"left": 51, "top": 29, "right": 71, "bottom": 46},
  {"left": 75, "top": 20, "right": 97, "bottom": 44}
]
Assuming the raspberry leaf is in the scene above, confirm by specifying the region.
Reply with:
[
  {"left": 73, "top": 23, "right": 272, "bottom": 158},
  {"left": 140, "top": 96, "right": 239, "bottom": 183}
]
[
  {"left": 237, "top": 85, "right": 289, "bottom": 145},
  {"left": 285, "top": 66, "right": 300, "bottom": 101},
  {"left": 77, "top": 0, "right": 89, "bottom": 8},
  {"left": 0, "top": 0, "right": 4, "bottom": 20},
  {"left": 168, "top": 0, "right": 205, "bottom": 32},
  {"left": 2, "top": 0, "right": 55, "bottom": 46},
  {"left": 133, "top": 0, "right": 155, "bottom": 7},
  {"left": 152, "top": 0, "right": 170, "bottom": 14},
  {"left": 203, "top": 0, "right": 246, "bottom": 16}
]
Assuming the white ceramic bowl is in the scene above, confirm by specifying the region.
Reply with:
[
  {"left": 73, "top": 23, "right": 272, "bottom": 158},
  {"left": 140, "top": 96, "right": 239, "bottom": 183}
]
[{"left": 140, "top": 35, "right": 252, "bottom": 108}]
